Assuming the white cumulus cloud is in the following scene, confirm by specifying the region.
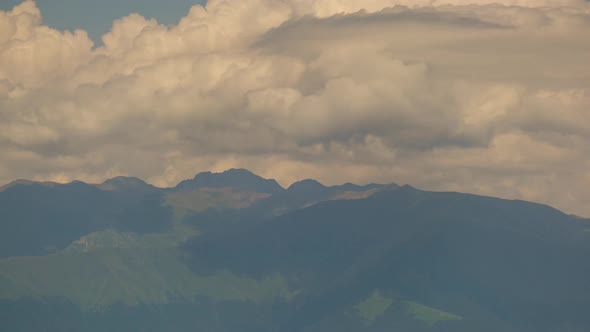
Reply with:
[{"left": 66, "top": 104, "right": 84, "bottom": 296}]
[{"left": 0, "top": 0, "right": 589, "bottom": 216}]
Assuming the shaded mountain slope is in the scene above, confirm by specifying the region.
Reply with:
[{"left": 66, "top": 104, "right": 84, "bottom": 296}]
[
  {"left": 174, "top": 169, "right": 284, "bottom": 194},
  {"left": 0, "top": 180, "right": 172, "bottom": 258},
  {"left": 240, "top": 179, "right": 390, "bottom": 219},
  {"left": 184, "top": 185, "right": 590, "bottom": 332}
]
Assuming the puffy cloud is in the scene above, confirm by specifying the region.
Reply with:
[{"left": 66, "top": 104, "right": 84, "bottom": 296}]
[
  {"left": 0, "top": 0, "right": 93, "bottom": 88},
  {"left": 0, "top": 0, "right": 590, "bottom": 216}
]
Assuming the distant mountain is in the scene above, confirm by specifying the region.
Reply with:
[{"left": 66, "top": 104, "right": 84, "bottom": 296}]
[
  {"left": 99, "top": 176, "right": 157, "bottom": 193},
  {"left": 331, "top": 182, "right": 386, "bottom": 192},
  {"left": 0, "top": 180, "right": 172, "bottom": 258},
  {"left": 0, "top": 170, "right": 589, "bottom": 332},
  {"left": 244, "top": 179, "right": 390, "bottom": 219},
  {"left": 184, "top": 185, "right": 590, "bottom": 332},
  {"left": 287, "top": 179, "right": 327, "bottom": 192},
  {"left": 174, "top": 168, "right": 284, "bottom": 194},
  {"left": 0, "top": 179, "right": 59, "bottom": 192}
]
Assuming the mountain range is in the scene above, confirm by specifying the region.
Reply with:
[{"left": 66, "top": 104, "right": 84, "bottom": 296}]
[{"left": 0, "top": 169, "right": 589, "bottom": 332}]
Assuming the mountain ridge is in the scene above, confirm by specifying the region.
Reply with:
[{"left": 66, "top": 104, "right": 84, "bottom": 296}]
[
  {"left": 2, "top": 169, "right": 586, "bottom": 222},
  {"left": 173, "top": 168, "right": 284, "bottom": 194},
  {"left": 0, "top": 168, "right": 398, "bottom": 198}
]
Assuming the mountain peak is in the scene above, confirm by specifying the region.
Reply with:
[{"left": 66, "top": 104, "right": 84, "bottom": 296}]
[
  {"left": 218, "top": 168, "right": 256, "bottom": 176},
  {"left": 175, "top": 169, "right": 284, "bottom": 194},
  {"left": 100, "top": 176, "right": 154, "bottom": 191},
  {"left": 287, "top": 179, "right": 327, "bottom": 192},
  {"left": 0, "top": 179, "right": 34, "bottom": 192},
  {"left": 0, "top": 179, "right": 58, "bottom": 192},
  {"left": 331, "top": 182, "right": 388, "bottom": 192}
]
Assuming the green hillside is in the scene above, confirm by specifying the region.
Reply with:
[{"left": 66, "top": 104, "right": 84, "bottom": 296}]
[{"left": 0, "top": 220, "right": 293, "bottom": 310}]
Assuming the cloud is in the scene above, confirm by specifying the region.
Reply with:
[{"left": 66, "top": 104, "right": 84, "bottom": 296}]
[
  {"left": 0, "top": 0, "right": 93, "bottom": 88},
  {"left": 0, "top": 0, "right": 589, "bottom": 216}
]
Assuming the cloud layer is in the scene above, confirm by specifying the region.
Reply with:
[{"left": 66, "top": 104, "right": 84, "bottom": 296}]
[{"left": 1, "top": 0, "right": 589, "bottom": 215}]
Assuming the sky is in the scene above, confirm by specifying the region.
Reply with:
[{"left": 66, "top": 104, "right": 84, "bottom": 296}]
[
  {"left": 0, "top": 0, "right": 205, "bottom": 43},
  {"left": 0, "top": 0, "right": 589, "bottom": 216}
]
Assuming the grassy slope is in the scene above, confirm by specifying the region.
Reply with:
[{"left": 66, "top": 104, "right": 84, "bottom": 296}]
[
  {"left": 0, "top": 217, "right": 293, "bottom": 310},
  {"left": 405, "top": 301, "right": 463, "bottom": 326},
  {"left": 164, "top": 189, "right": 270, "bottom": 218},
  {"left": 354, "top": 291, "right": 462, "bottom": 327},
  {"left": 354, "top": 291, "right": 393, "bottom": 323},
  {"left": 0, "top": 185, "right": 383, "bottom": 313}
]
